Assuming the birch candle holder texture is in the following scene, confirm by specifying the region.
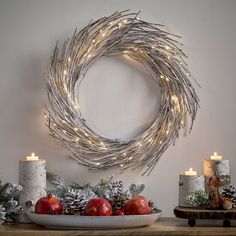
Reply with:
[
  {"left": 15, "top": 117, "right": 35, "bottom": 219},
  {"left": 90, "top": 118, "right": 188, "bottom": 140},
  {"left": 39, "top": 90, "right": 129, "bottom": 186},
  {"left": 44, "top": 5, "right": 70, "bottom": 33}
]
[
  {"left": 204, "top": 152, "right": 230, "bottom": 191},
  {"left": 18, "top": 153, "right": 46, "bottom": 223},
  {"left": 178, "top": 169, "right": 205, "bottom": 207}
]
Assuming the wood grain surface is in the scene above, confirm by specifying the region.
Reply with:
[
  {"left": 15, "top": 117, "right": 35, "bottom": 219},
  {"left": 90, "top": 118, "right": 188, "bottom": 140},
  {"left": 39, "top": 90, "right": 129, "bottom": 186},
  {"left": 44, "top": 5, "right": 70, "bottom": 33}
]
[
  {"left": 1, "top": 217, "right": 236, "bottom": 236},
  {"left": 174, "top": 207, "right": 236, "bottom": 219}
]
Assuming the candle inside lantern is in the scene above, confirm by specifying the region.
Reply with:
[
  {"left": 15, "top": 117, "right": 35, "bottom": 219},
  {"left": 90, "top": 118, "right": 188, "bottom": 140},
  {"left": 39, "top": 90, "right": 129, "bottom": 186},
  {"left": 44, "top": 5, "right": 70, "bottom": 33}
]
[
  {"left": 184, "top": 168, "right": 197, "bottom": 176},
  {"left": 210, "top": 152, "right": 223, "bottom": 160},
  {"left": 26, "top": 152, "right": 39, "bottom": 161}
]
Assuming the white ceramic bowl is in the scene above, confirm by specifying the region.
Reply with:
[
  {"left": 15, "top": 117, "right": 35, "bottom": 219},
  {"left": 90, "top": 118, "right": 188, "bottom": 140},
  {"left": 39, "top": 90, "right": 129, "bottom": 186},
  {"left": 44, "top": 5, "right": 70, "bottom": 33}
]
[{"left": 27, "top": 211, "right": 162, "bottom": 229}]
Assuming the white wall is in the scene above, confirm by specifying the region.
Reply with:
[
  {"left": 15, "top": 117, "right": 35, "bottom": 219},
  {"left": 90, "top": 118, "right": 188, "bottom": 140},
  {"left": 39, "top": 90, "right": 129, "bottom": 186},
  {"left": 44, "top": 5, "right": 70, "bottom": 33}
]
[{"left": 0, "top": 0, "right": 236, "bottom": 217}]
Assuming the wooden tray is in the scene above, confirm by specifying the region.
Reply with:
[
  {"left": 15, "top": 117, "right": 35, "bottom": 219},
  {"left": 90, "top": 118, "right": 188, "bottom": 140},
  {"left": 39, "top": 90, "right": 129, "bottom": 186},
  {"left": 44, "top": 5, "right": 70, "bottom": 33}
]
[{"left": 174, "top": 206, "right": 236, "bottom": 227}]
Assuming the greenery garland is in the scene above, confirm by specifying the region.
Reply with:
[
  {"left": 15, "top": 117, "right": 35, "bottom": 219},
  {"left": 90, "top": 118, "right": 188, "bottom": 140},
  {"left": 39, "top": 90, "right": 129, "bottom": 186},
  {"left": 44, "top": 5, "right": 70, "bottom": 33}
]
[{"left": 0, "top": 180, "right": 22, "bottom": 224}]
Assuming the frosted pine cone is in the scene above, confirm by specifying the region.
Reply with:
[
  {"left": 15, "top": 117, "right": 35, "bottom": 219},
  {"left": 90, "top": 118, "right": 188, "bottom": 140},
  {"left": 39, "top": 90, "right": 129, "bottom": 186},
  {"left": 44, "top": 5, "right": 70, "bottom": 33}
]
[
  {"left": 0, "top": 205, "right": 6, "bottom": 224},
  {"left": 110, "top": 192, "right": 129, "bottom": 211},
  {"left": 221, "top": 185, "right": 236, "bottom": 208},
  {"left": 63, "top": 188, "right": 96, "bottom": 215}
]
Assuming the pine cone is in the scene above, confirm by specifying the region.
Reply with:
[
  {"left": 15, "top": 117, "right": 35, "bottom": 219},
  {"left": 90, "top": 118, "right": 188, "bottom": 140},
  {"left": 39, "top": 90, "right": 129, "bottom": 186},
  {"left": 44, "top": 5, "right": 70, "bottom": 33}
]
[
  {"left": 221, "top": 185, "right": 236, "bottom": 208},
  {"left": 63, "top": 188, "right": 96, "bottom": 215},
  {"left": 0, "top": 205, "right": 6, "bottom": 224},
  {"left": 110, "top": 180, "right": 124, "bottom": 195},
  {"left": 110, "top": 192, "right": 129, "bottom": 211}
]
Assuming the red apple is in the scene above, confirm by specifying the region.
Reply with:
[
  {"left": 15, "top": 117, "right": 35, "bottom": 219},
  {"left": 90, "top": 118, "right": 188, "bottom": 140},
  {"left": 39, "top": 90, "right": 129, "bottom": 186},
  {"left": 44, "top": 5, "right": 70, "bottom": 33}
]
[
  {"left": 124, "top": 196, "right": 151, "bottom": 215},
  {"left": 35, "top": 194, "right": 63, "bottom": 214},
  {"left": 84, "top": 198, "right": 112, "bottom": 216},
  {"left": 113, "top": 210, "right": 125, "bottom": 216}
]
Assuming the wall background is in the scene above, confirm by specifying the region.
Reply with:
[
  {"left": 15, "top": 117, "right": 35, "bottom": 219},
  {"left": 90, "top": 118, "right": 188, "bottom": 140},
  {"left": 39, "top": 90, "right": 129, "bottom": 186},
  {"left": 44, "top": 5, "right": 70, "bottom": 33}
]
[{"left": 0, "top": 0, "right": 236, "bottom": 217}]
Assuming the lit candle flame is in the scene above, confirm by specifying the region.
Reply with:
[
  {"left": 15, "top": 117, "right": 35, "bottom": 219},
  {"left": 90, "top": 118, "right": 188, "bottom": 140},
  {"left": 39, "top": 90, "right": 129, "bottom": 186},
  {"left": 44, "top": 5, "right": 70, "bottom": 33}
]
[
  {"left": 210, "top": 152, "right": 223, "bottom": 161},
  {"left": 184, "top": 168, "right": 197, "bottom": 176},
  {"left": 26, "top": 153, "right": 39, "bottom": 161}
]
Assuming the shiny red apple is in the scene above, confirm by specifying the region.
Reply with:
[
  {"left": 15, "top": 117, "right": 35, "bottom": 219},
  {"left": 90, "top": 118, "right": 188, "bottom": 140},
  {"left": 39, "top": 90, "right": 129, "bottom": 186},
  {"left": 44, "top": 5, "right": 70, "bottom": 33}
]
[
  {"left": 124, "top": 196, "right": 151, "bottom": 215},
  {"left": 35, "top": 194, "right": 63, "bottom": 214},
  {"left": 84, "top": 198, "right": 112, "bottom": 216}
]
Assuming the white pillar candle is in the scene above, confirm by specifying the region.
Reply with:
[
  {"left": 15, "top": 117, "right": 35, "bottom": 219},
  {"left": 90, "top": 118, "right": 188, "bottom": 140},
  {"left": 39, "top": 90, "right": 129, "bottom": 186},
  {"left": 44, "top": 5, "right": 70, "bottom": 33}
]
[
  {"left": 19, "top": 153, "right": 46, "bottom": 223},
  {"left": 178, "top": 168, "right": 205, "bottom": 207},
  {"left": 204, "top": 152, "right": 230, "bottom": 190}
]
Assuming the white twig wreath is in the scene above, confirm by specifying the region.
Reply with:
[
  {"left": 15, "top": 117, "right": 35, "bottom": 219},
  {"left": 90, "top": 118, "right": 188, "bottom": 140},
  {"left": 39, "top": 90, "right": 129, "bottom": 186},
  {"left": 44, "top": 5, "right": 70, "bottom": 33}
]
[{"left": 45, "top": 10, "right": 199, "bottom": 175}]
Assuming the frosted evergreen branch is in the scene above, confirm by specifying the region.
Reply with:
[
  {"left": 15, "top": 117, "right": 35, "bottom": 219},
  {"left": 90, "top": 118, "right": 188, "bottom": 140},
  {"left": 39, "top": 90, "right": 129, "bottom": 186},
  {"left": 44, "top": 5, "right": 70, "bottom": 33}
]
[{"left": 0, "top": 181, "right": 22, "bottom": 224}]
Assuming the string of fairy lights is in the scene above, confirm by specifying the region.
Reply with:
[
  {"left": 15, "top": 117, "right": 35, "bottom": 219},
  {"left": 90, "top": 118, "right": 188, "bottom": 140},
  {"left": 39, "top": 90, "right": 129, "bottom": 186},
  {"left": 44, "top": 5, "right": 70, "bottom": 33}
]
[{"left": 45, "top": 10, "right": 199, "bottom": 175}]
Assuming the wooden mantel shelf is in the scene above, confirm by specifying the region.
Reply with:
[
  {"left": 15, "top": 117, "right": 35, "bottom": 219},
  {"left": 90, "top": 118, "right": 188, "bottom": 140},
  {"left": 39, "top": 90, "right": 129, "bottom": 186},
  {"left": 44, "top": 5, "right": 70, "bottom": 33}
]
[{"left": 1, "top": 217, "right": 236, "bottom": 236}]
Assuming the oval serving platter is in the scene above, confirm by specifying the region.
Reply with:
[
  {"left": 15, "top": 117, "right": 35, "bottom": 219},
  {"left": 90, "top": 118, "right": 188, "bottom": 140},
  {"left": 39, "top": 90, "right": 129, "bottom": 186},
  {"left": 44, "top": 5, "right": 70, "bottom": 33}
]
[{"left": 27, "top": 210, "right": 162, "bottom": 229}]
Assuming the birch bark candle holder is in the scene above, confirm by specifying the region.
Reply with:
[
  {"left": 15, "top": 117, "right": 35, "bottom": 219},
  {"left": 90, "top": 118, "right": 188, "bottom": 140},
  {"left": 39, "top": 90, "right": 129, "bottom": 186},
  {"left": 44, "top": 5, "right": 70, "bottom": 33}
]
[
  {"left": 19, "top": 153, "right": 46, "bottom": 223},
  {"left": 204, "top": 152, "right": 230, "bottom": 191},
  {"left": 178, "top": 168, "right": 205, "bottom": 207}
]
